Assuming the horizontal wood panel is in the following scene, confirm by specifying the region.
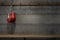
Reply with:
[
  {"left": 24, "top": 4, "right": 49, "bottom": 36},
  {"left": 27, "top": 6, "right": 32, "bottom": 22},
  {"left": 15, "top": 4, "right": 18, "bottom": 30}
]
[
  {"left": 0, "top": 34, "right": 60, "bottom": 38},
  {"left": 0, "top": 2, "right": 59, "bottom": 6},
  {"left": 1, "top": 15, "right": 60, "bottom": 24}
]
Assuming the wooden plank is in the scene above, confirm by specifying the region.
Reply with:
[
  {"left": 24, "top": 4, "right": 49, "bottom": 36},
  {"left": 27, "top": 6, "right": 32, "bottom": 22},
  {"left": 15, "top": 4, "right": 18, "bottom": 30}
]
[
  {"left": 0, "top": 2, "right": 59, "bottom": 6},
  {"left": 0, "top": 34, "right": 60, "bottom": 38}
]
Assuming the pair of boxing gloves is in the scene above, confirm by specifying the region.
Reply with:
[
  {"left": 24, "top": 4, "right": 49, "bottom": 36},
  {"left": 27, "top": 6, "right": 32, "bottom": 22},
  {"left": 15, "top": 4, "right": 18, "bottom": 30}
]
[{"left": 7, "top": 11, "right": 16, "bottom": 23}]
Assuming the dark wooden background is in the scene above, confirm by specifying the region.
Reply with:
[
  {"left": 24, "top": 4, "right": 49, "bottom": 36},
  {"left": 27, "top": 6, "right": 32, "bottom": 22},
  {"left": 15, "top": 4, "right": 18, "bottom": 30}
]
[{"left": 0, "top": 0, "right": 60, "bottom": 35}]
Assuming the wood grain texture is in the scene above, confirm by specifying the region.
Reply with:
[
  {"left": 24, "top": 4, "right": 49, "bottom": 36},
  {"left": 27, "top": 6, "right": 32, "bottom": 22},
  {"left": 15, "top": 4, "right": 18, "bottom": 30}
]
[
  {"left": 0, "top": 34, "right": 60, "bottom": 38},
  {"left": 0, "top": 2, "right": 59, "bottom": 6}
]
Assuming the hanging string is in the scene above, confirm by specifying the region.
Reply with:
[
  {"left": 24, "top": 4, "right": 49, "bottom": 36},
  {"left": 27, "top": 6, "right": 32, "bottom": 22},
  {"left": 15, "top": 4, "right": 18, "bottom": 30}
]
[
  {"left": 10, "top": 0, "right": 14, "bottom": 12},
  {"left": 7, "top": 0, "right": 12, "bottom": 19},
  {"left": 8, "top": 0, "right": 13, "bottom": 18}
]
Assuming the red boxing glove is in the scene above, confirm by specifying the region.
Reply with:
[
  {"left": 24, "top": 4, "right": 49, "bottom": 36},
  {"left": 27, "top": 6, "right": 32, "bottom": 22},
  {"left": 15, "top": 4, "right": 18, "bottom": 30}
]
[
  {"left": 7, "top": 11, "right": 16, "bottom": 23},
  {"left": 7, "top": 14, "right": 12, "bottom": 23},
  {"left": 10, "top": 11, "right": 16, "bottom": 22},
  {"left": 7, "top": 17, "right": 12, "bottom": 23}
]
